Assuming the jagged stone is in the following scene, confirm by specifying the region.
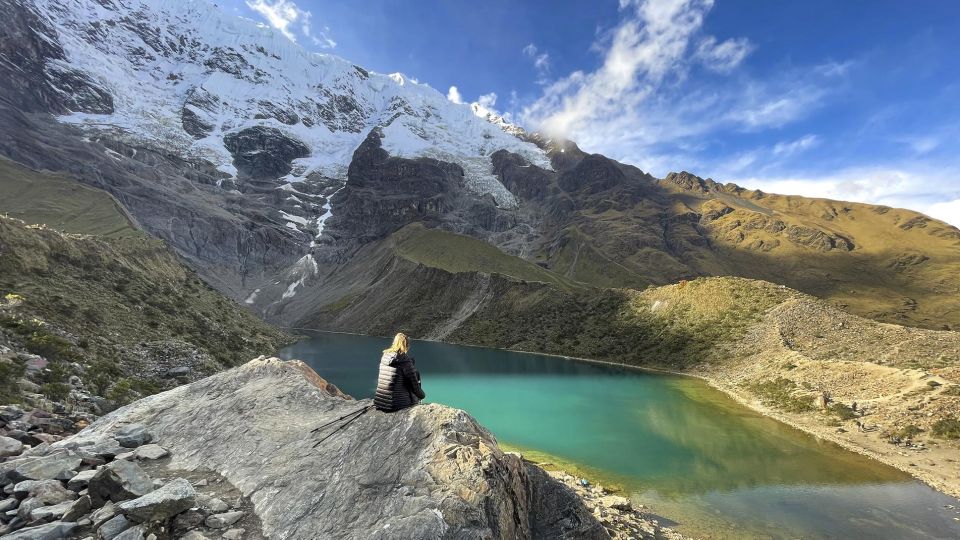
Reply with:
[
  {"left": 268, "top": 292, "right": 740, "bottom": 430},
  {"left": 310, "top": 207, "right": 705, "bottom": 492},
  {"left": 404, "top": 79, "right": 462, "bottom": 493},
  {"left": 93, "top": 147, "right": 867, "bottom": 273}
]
[
  {"left": 68, "top": 358, "right": 605, "bottom": 539},
  {"left": 113, "top": 425, "right": 152, "bottom": 448},
  {"left": 113, "top": 524, "right": 147, "bottom": 540},
  {"left": 97, "top": 514, "right": 132, "bottom": 539},
  {"left": 0, "top": 497, "right": 17, "bottom": 512},
  {"left": 29, "top": 499, "right": 73, "bottom": 521},
  {"left": 131, "top": 444, "right": 168, "bottom": 461},
  {"left": 13, "top": 479, "right": 76, "bottom": 504},
  {"left": 196, "top": 493, "right": 229, "bottom": 513},
  {"left": 599, "top": 495, "right": 632, "bottom": 511},
  {"left": 221, "top": 528, "right": 245, "bottom": 540},
  {"left": 62, "top": 494, "right": 92, "bottom": 521},
  {"left": 179, "top": 531, "right": 210, "bottom": 540},
  {"left": 1, "top": 520, "right": 77, "bottom": 540},
  {"left": 2, "top": 451, "right": 82, "bottom": 482},
  {"left": 17, "top": 497, "right": 45, "bottom": 520},
  {"left": 0, "top": 436, "right": 24, "bottom": 457},
  {"left": 117, "top": 478, "right": 195, "bottom": 522},
  {"left": 88, "top": 460, "right": 153, "bottom": 505},
  {"left": 90, "top": 501, "right": 117, "bottom": 528},
  {"left": 68, "top": 469, "right": 97, "bottom": 491},
  {"left": 205, "top": 510, "right": 244, "bottom": 529},
  {"left": 172, "top": 508, "right": 204, "bottom": 531}
]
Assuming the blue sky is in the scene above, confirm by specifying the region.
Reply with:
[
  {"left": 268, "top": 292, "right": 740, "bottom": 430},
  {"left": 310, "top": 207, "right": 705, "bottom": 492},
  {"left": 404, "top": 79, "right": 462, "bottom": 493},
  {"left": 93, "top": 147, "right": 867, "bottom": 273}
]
[{"left": 229, "top": 0, "right": 960, "bottom": 225}]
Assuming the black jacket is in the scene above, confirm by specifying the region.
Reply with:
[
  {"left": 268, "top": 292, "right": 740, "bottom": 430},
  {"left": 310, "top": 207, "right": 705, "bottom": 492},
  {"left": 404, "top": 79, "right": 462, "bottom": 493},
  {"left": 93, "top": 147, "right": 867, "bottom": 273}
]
[{"left": 374, "top": 351, "right": 425, "bottom": 412}]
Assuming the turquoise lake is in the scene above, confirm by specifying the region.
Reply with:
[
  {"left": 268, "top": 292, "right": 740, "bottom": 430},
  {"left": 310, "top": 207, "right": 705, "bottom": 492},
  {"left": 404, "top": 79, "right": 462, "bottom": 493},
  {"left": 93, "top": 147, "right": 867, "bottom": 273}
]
[{"left": 278, "top": 331, "right": 960, "bottom": 539}]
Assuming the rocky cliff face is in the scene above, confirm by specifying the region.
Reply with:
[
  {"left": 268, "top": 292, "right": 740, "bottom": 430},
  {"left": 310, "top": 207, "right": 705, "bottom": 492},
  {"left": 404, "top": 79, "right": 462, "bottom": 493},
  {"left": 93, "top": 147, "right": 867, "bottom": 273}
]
[{"left": 10, "top": 357, "right": 606, "bottom": 539}]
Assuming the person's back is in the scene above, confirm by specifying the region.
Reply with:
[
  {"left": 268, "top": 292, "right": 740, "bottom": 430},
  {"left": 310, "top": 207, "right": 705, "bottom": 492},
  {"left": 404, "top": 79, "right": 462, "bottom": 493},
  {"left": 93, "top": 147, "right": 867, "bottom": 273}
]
[{"left": 374, "top": 333, "right": 425, "bottom": 412}]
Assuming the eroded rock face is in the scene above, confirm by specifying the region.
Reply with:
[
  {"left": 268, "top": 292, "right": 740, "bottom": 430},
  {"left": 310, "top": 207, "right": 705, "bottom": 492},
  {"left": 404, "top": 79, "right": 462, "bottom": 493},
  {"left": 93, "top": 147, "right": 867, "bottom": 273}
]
[
  {"left": 62, "top": 357, "right": 605, "bottom": 539},
  {"left": 321, "top": 128, "right": 466, "bottom": 254},
  {"left": 223, "top": 126, "right": 310, "bottom": 179}
]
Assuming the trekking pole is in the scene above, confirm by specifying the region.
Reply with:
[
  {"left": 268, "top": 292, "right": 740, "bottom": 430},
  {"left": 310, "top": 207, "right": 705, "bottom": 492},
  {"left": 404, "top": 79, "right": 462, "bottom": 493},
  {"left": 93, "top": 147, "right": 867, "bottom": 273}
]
[
  {"left": 313, "top": 405, "right": 374, "bottom": 448},
  {"left": 311, "top": 404, "right": 373, "bottom": 433}
]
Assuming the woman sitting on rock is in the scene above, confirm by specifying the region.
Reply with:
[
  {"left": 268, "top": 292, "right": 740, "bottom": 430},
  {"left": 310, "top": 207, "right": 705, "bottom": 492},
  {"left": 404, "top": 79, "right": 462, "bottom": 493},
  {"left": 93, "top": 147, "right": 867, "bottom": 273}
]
[{"left": 374, "top": 332, "right": 426, "bottom": 412}]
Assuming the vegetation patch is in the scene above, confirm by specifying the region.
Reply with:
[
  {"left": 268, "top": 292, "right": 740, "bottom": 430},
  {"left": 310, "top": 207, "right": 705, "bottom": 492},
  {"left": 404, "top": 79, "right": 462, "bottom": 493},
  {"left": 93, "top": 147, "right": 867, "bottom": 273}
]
[
  {"left": 744, "top": 378, "right": 815, "bottom": 413},
  {"left": 931, "top": 417, "right": 960, "bottom": 439},
  {"left": 827, "top": 402, "right": 858, "bottom": 421},
  {"left": 0, "top": 215, "right": 290, "bottom": 406}
]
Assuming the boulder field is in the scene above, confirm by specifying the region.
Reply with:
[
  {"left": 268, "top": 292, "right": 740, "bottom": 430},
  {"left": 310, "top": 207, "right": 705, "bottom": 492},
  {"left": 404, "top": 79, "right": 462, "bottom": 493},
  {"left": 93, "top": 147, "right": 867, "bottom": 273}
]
[{"left": 1, "top": 357, "right": 608, "bottom": 539}]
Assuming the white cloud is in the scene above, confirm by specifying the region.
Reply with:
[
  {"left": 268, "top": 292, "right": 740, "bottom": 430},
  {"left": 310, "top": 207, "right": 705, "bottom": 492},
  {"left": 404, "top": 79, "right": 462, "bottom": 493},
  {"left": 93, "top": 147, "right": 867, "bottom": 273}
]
[
  {"left": 245, "top": 0, "right": 334, "bottom": 47},
  {"left": 927, "top": 199, "right": 960, "bottom": 226},
  {"left": 694, "top": 35, "right": 753, "bottom": 73},
  {"left": 520, "top": 0, "right": 768, "bottom": 140},
  {"left": 523, "top": 43, "right": 551, "bottom": 79},
  {"left": 447, "top": 85, "right": 464, "bottom": 104},
  {"left": 729, "top": 166, "right": 960, "bottom": 227},
  {"left": 772, "top": 134, "right": 819, "bottom": 156},
  {"left": 476, "top": 92, "right": 498, "bottom": 109}
]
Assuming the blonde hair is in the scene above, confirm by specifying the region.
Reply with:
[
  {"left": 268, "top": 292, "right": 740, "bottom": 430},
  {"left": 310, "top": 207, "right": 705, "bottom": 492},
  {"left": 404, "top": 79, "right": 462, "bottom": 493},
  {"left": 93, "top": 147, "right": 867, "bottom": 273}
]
[{"left": 383, "top": 332, "right": 410, "bottom": 354}]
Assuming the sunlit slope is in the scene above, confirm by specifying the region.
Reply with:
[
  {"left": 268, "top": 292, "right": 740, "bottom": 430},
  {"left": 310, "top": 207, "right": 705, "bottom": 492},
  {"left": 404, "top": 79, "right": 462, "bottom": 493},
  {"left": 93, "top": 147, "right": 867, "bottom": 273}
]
[{"left": 522, "top": 159, "right": 960, "bottom": 330}]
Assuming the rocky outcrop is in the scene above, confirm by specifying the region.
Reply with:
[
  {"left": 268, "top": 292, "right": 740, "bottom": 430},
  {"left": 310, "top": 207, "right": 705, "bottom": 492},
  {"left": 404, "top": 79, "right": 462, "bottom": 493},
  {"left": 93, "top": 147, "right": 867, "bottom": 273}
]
[
  {"left": 223, "top": 127, "right": 310, "bottom": 180},
  {"left": 320, "top": 129, "right": 466, "bottom": 254},
  {"left": 0, "top": 0, "right": 113, "bottom": 115},
  {"left": 42, "top": 357, "right": 605, "bottom": 539}
]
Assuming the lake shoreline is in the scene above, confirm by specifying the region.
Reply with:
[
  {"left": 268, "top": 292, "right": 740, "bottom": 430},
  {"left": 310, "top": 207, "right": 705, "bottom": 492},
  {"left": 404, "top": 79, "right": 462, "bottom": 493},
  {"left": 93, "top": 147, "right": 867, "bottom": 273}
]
[{"left": 283, "top": 328, "right": 960, "bottom": 502}]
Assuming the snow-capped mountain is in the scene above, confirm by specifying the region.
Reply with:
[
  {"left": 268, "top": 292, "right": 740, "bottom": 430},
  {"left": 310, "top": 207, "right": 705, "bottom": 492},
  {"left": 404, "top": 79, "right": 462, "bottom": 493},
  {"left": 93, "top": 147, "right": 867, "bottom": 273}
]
[{"left": 34, "top": 0, "right": 549, "bottom": 235}]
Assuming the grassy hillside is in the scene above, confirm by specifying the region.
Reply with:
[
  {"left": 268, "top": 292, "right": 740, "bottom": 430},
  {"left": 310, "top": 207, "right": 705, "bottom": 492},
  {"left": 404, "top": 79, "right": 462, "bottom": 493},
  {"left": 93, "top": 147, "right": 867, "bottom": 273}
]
[
  {"left": 0, "top": 216, "right": 290, "bottom": 404},
  {"left": 393, "top": 223, "right": 575, "bottom": 289},
  {"left": 0, "top": 163, "right": 289, "bottom": 405},
  {"left": 0, "top": 157, "right": 138, "bottom": 237}
]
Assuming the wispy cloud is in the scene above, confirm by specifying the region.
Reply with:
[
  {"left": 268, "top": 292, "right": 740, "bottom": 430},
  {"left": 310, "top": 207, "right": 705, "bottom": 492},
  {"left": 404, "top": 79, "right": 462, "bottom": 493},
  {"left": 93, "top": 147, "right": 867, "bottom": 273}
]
[
  {"left": 694, "top": 35, "right": 753, "bottom": 73},
  {"left": 523, "top": 43, "right": 551, "bottom": 80},
  {"left": 518, "top": 0, "right": 838, "bottom": 170},
  {"left": 772, "top": 134, "right": 820, "bottom": 156},
  {"left": 245, "top": 0, "right": 335, "bottom": 47}
]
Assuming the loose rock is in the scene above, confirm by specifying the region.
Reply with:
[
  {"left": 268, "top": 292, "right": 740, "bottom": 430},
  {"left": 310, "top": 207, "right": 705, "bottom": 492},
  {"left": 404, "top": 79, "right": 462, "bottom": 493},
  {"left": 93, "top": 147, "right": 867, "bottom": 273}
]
[
  {"left": 98, "top": 514, "right": 132, "bottom": 539},
  {"left": 117, "top": 478, "right": 195, "bottom": 522},
  {"left": 88, "top": 460, "right": 153, "bottom": 505},
  {"left": 131, "top": 444, "right": 168, "bottom": 461},
  {"left": 68, "top": 469, "right": 97, "bottom": 491},
  {"left": 1, "top": 520, "right": 77, "bottom": 540},
  {"left": 62, "top": 494, "right": 92, "bottom": 521},
  {"left": 3, "top": 451, "right": 82, "bottom": 482},
  {"left": 113, "top": 524, "right": 148, "bottom": 540},
  {"left": 113, "top": 425, "right": 152, "bottom": 449},
  {"left": 205, "top": 510, "right": 245, "bottom": 529},
  {"left": 221, "top": 528, "right": 245, "bottom": 540},
  {"left": 0, "top": 436, "right": 24, "bottom": 457}
]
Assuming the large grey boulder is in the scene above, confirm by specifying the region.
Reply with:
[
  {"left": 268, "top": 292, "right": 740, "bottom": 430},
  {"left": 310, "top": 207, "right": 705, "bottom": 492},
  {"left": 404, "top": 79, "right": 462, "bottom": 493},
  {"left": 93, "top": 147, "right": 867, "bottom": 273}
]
[
  {"left": 98, "top": 514, "right": 132, "bottom": 539},
  {"left": 1, "top": 520, "right": 77, "bottom": 540},
  {"left": 60, "top": 357, "right": 604, "bottom": 539},
  {"left": 1, "top": 451, "right": 82, "bottom": 482},
  {"left": 0, "top": 436, "right": 23, "bottom": 457},
  {"left": 117, "top": 477, "right": 195, "bottom": 522},
  {"left": 88, "top": 460, "right": 153, "bottom": 505},
  {"left": 113, "top": 424, "right": 152, "bottom": 448},
  {"left": 13, "top": 479, "right": 76, "bottom": 504}
]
